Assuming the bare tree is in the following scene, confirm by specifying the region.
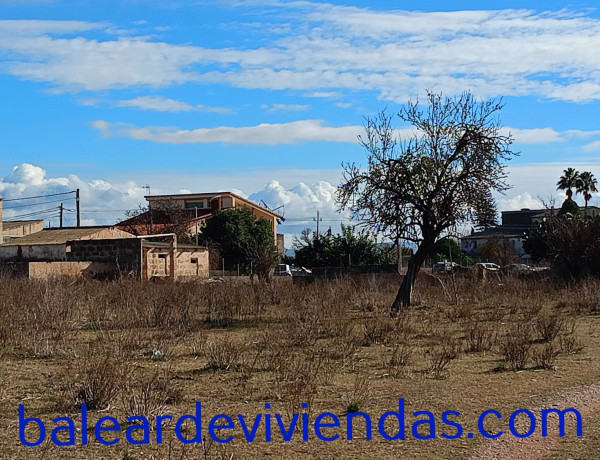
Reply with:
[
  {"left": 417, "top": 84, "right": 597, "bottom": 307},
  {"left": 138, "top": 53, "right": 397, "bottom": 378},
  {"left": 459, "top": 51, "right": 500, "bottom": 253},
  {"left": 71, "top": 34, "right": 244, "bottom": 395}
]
[
  {"left": 119, "top": 199, "right": 198, "bottom": 244},
  {"left": 338, "top": 91, "right": 517, "bottom": 312}
]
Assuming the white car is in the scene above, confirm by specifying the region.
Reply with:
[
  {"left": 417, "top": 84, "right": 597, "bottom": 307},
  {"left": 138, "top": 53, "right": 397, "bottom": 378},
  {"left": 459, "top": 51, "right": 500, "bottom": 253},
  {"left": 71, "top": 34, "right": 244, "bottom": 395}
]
[
  {"left": 474, "top": 262, "right": 501, "bottom": 271},
  {"left": 504, "top": 263, "right": 531, "bottom": 272},
  {"left": 433, "top": 261, "right": 458, "bottom": 273},
  {"left": 275, "top": 264, "right": 293, "bottom": 276}
]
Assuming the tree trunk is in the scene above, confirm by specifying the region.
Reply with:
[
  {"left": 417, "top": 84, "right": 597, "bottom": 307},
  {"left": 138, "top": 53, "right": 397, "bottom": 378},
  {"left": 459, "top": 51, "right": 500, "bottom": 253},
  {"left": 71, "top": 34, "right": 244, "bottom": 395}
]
[{"left": 391, "top": 238, "right": 435, "bottom": 313}]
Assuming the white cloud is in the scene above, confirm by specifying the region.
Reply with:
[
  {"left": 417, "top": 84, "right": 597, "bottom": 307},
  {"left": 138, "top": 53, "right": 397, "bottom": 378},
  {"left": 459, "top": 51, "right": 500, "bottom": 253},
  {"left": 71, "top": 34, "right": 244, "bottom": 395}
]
[
  {"left": 92, "top": 119, "right": 363, "bottom": 145},
  {"left": 502, "top": 127, "right": 563, "bottom": 144},
  {"left": 249, "top": 179, "right": 352, "bottom": 238},
  {"left": 1, "top": 7, "right": 600, "bottom": 102},
  {"left": 91, "top": 117, "right": 600, "bottom": 147},
  {"left": 261, "top": 103, "right": 310, "bottom": 112},
  {"left": 0, "top": 163, "right": 147, "bottom": 226},
  {"left": 496, "top": 192, "right": 544, "bottom": 213},
  {"left": 583, "top": 140, "right": 600, "bottom": 152},
  {"left": 117, "top": 96, "right": 231, "bottom": 113},
  {"left": 305, "top": 91, "right": 341, "bottom": 98}
]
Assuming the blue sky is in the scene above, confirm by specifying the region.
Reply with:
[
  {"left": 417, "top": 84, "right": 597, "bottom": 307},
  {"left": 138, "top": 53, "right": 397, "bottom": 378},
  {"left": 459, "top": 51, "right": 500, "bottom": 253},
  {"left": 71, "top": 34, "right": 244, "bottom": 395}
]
[{"left": 1, "top": 0, "right": 600, "bottom": 242}]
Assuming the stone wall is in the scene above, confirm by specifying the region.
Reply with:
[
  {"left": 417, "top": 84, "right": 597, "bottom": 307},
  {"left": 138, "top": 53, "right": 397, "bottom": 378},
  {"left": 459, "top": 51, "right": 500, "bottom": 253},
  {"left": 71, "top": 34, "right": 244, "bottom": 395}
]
[
  {"left": 28, "top": 261, "right": 118, "bottom": 279},
  {"left": 176, "top": 248, "right": 209, "bottom": 278},
  {"left": 0, "top": 243, "right": 66, "bottom": 261},
  {"left": 144, "top": 246, "right": 209, "bottom": 279},
  {"left": 145, "top": 250, "right": 170, "bottom": 278},
  {"left": 67, "top": 238, "right": 142, "bottom": 275}
]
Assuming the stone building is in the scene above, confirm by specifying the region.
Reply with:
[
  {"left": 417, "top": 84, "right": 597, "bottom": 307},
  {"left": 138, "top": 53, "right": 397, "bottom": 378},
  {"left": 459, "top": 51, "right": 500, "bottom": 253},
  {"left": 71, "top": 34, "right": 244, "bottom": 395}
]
[
  {"left": 116, "top": 191, "right": 286, "bottom": 254},
  {"left": 0, "top": 226, "right": 209, "bottom": 280}
]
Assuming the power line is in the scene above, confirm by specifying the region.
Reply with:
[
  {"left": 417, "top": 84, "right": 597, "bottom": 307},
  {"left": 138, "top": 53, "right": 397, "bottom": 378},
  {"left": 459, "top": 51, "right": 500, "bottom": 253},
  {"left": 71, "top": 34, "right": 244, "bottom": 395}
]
[
  {"left": 1, "top": 191, "right": 75, "bottom": 202},
  {"left": 4, "top": 197, "right": 73, "bottom": 210},
  {"left": 7, "top": 206, "right": 61, "bottom": 220}
]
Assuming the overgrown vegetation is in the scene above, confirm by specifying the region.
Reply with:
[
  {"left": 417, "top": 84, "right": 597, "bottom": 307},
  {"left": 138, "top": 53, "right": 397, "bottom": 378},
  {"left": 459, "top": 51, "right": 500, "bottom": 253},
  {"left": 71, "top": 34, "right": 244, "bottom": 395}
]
[{"left": 1, "top": 274, "right": 599, "bottom": 458}]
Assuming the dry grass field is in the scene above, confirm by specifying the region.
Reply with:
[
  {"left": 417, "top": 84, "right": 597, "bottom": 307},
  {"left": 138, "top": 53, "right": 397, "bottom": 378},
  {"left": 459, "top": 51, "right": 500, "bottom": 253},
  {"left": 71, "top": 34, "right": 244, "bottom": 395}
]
[{"left": 1, "top": 272, "right": 600, "bottom": 459}]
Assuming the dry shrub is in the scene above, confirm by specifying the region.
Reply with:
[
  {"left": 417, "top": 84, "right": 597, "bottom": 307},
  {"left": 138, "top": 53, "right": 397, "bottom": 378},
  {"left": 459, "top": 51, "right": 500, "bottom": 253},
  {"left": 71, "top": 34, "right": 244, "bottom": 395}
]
[
  {"left": 569, "top": 279, "right": 600, "bottom": 314},
  {"left": 203, "top": 283, "right": 261, "bottom": 327},
  {"left": 284, "top": 303, "right": 320, "bottom": 348},
  {"left": 501, "top": 324, "right": 532, "bottom": 371},
  {"left": 447, "top": 301, "right": 474, "bottom": 322},
  {"left": 362, "top": 316, "right": 396, "bottom": 346},
  {"left": 559, "top": 334, "right": 585, "bottom": 354},
  {"left": 465, "top": 321, "right": 495, "bottom": 352},
  {"left": 204, "top": 337, "right": 245, "bottom": 371},
  {"left": 95, "top": 328, "right": 155, "bottom": 359},
  {"left": 344, "top": 369, "right": 370, "bottom": 413},
  {"left": 534, "top": 312, "right": 565, "bottom": 342},
  {"left": 121, "top": 368, "right": 183, "bottom": 422},
  {"left": 0, "top": 277, "right": 79, "bottom": 357},
  {"left": 382, "top": 343, "right": 414, "bottom": 377},
  {"left": 424, "top": 343, "right": 459, "bottom": 379},
  {"left": 271, "top": 351, "right": 321, "bottom": 415},
  {"left": 66, "top": 355, "right": 124, "bottom": 411},
  {"left": 531, "top": 343, "right": 559, "bottom": 370}
]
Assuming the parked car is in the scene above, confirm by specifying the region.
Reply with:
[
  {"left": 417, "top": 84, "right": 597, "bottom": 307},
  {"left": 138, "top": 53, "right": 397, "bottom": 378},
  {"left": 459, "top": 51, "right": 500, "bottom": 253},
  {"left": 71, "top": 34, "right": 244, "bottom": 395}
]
[
  {"left": 433, "top": 261, "right": 459, "bottom": 273},
  {"left": 275, "top": 264, "right": 293, "bottom": 276},
  {"left": 503, "top": 263, "right": 532, "bottom": 272},
  {"left": 474, "top": 262, "right": 501, "bottom": 271}
]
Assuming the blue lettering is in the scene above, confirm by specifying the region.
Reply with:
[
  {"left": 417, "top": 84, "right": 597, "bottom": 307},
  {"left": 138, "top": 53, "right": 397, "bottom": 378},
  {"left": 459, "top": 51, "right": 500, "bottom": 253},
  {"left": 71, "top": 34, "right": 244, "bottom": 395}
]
[
  {"left": 208, "top": 415, "right": 234, "bottom": 443},
  {"left": 412, "top": 411, "right": 436, "bottom": 440},
  {"left": 314, "top": 412, "right": 340, "bottom": 441},
  {"left": 175, "top": 402, "right": 202, "bottom": 444},
  {"left": 19, "top": 405, "right": 45, "bottom": 447},
  {"left": 478, "top": 409, "right": 503, "bottom": 439},
  {"left": 377, "top": 398, "right": 406, "bottom": 441},
  {"left": 95, "top": 416, "right": 121, "bottom": 446},
  {"left": 509, "top": 409, "right": 536, "bottom": 438},
  {"left": 125, "top": 416, "right": 150, "bottom": 445},
  {"left": 347, "top": 411, "right": 372, "bottom": 440},
  {"left": 238, "top": 414, "right": 262, "bottom": 442},
  {"left": 51, "top": 417, "right": 75, "bottom": 446},
  {"left": 441, "top": 410, "right": 463, "bottom": 440}
]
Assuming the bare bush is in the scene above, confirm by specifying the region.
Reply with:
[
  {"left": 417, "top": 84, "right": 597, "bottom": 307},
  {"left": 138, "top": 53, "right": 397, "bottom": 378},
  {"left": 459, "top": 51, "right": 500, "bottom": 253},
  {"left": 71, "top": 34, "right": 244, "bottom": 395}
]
[
  {"left": 382, "top": 343, "right": 414, "bottom": 377},
  {"left": 121, "top": 368, "right": 183, "bottom": 421},
  {"left": 465, "top": 321, "right": 495, "bottom": 352},
  {"left": 559, "top": 334, "right": 585, "bottom": 355},
  {"left": 66, "top": 355, "right": 124, "bottom": 410},
  {"left": 534, "top": 312, "right": 565, "bottom": 342},
  {"left": 424, "top": 341, "right": 460, "bottom": 379},
  {"left": 204, "top": 337, "right": 245, "bottom": 371},
  {"left": 531, "top": 343, "right": 559, "bottom": 370},
  {"left": 501, "top": 324, "right": 532, "bottom": 371}
]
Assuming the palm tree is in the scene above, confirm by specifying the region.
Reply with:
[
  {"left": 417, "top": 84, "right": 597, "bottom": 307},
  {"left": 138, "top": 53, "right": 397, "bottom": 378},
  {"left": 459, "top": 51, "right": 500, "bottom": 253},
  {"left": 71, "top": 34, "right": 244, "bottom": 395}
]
[
  {"left": 556, "top": 168, "right": 580, "bottom": 199},
  {"left": 576, "top": 171, "right": 598, "bottom": 216}
]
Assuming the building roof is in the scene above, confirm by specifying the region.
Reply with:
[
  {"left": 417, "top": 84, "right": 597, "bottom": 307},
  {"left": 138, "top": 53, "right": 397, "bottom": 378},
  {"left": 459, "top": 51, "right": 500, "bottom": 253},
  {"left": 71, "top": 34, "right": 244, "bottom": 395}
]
[
  {"left": 117, "top": 208, "right": 213, "bottom": 228},
  {"left": 1, "top": 226, "right": 131, "bottom": 246},
  {"left": 145, "top": 191, "right": 284, "bottom": 219},
  {"left": 462, "top": 227, "right": 527, "bottom": 239},
  {"left": 2, "top": 220, "right": 44, "bottom": 231}
]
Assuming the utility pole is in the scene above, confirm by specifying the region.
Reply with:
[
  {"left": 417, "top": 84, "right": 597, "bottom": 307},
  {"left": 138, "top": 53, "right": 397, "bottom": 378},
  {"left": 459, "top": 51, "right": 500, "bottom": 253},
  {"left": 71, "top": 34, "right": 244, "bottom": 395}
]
[
  {"left": 313, "top": 211, "right": 322, "bottom": 241},
  {"left": 195, "top": 207, "right": 199, "bottom": 246},
  {"left": 76, "top": 189, "right": 81, "bottom": 227},
  {"left": 59, "top": 203, "right": 63, "bottom": 228}
]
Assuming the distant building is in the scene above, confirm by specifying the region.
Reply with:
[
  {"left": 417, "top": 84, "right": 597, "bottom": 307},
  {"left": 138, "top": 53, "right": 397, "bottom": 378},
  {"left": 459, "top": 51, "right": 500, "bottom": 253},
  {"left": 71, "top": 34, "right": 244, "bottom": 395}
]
[
  {"left": 2, "top": 220, "right": 45, "bottom": 243},
  {"left": 0, "top": 226, "right": 209, "bottom": 280},
  {"left": 116, "top": 191, "right": 285, "bottom": 254},
  {"left": 460, "top": 206, "right": 600, "bottom": 260}
]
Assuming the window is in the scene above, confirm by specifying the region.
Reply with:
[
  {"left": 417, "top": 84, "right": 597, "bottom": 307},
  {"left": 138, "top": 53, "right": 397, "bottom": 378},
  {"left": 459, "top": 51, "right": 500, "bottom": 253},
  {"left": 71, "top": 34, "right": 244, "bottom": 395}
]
[
  {"left": 191, "top": 258, "right": 198, "bottom": 264},
  {"left": 158, "top": 254, "right": 167, "bottom": 259},
  {"left": 185, "top": 200, "right": 205, "bottom": 209}
]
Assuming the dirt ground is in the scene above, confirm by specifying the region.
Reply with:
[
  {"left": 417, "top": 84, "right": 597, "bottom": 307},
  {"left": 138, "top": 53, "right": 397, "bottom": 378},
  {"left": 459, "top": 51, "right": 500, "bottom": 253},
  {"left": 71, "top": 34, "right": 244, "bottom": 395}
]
[{"left": 1, "top": 273, "right": 599, "bottom": 459}]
